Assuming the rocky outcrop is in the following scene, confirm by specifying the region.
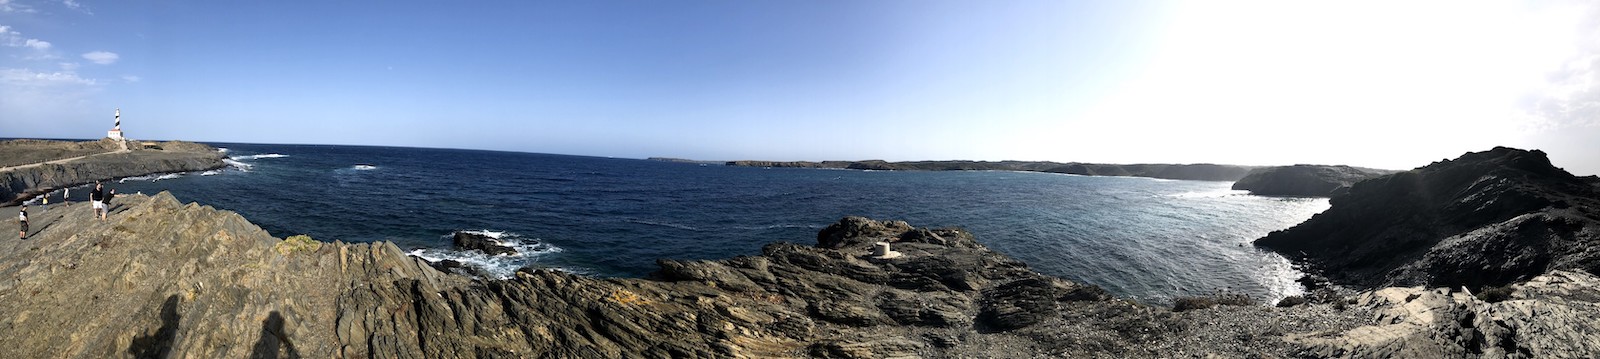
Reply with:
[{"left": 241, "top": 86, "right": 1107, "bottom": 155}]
[
  {"left": 1292, "top": 270, "right": 1600, "bottom": 357},
  {"left": 1231, "top": 164, "right": 1396, "bottom": 197},
  {"left": 450, "top": 231, "right": 517, "bottom": 255},
  {"left": 5, "top": 192, "right": 1600, "bottom": 357},
  {"left": 0, "top": 140, "right": 226, "bottom": 206},
  {"left": 1255, "top": 147, "right": 1600, "bottom": 289}
]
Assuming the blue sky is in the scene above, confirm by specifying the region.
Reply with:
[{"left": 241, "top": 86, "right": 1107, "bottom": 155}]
[{"left": 3, "top": 1, "right": 1598, "bottom": 175}]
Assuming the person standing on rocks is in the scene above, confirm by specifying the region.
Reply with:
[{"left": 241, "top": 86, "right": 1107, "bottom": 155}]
[
  {"left": 18, "top": 204, "right": 27, "bottom": 239},
  {"left": 104, "top": 189, "right": 117, "bottom": 215},
  {"left": 41, "top": 192, "right": 48, "bottom": 212},
  {"left": 91, "top": 182, "right": 106, "bottom": 221}
]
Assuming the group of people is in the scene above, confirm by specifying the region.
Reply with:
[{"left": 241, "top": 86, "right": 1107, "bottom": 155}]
[{"left": 18, "top": 181, "right": 115, "bottom": 240}]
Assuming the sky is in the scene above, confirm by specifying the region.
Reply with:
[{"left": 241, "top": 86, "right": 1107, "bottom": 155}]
[{"left": 2, "top": 1, "right": 1598, "bottom": 175}]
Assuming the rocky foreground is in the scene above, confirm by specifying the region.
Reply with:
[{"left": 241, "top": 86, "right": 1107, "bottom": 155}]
[
  {"left": 0, "top": 139, "right": 225, "bottom": 206},
  {"left": 4, "top": 186, "right": 1599, "bottom": 357}
]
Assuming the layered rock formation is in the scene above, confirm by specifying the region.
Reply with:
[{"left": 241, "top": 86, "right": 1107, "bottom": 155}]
[
  {"left": 0, "top": 140, "right": 226, "bottom": 206},
  {"left": 1231, "top": 164, "right": 1395, "bottom": 197},
  {"left": 3, "top": 190, "right": 1599, "bottom": 357},
  {"left": 1255, "top": 147, "right": 1600, "bottom": 289}
]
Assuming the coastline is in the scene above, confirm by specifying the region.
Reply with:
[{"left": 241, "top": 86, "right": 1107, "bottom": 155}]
[
  {"left": 0, "top": 143, "right": 1596, "bottom": 356},
  {"left": 0, "top": 139, "right": 226, "bottom": 206},
  {"left": 4, "top": 191, "right": 1596, "bottom": 357},
  {"left": 655, "top": 158, "right": 1260, "bottom": 182}
]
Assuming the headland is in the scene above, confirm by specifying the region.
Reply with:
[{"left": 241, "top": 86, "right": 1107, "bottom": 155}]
[{"left": 0, "top": 139, "right": 226, "bottom": 206}]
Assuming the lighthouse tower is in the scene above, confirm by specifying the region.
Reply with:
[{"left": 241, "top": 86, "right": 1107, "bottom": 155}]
[{"left": 106, "top": 108, "right": 124, "bottom": 140}]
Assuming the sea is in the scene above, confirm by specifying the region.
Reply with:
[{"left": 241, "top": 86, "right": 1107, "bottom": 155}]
[{"left": 75, "top": 143, "right": 1327, "bottom": 305}]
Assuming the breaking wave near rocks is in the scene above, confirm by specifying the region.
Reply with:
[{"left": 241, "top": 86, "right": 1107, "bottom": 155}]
[
  {"left": 230, "top": 153, "right": 289, "bottom": 160},
  {"left": 407, "top": 230, "right": 564, "bottom": 279}
]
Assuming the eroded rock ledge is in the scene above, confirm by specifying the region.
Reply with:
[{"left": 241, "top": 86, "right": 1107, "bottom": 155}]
[{"left": 2, "top": 192, "right": 1597, "bottom": 357}]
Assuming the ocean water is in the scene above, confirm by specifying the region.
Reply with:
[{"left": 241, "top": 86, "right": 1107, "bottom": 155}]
[{"left": 94, "top": 143, "right": 1327, "bottom": 305}]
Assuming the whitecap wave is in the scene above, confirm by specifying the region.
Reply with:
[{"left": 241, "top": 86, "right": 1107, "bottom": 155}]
[
  {"left": 353, "top": 164, "right": 378, "bottom": 170},
  {"left": 201, "top": 170, "right": 222, "bottom": 176},
  {"left": 1166, "top": 189, "right": 1250, "bottom": 198},
  {"left": 409, "top": 230, "right": 563, "bottom": 279},
  {"left": 223, "top": 159, "right": 253, "bottom": 172},
  {"left": 229, "top": 153, "right": 288, "bottom": 160},
  {"left": 118, "top": 175, "right": 154, "bottom": 183},
  {"left": 119, "top": 173, "right": 184, "bottom": 183},
  {"left": 217, "top": 148, "right": 229, "bottom": 153}
]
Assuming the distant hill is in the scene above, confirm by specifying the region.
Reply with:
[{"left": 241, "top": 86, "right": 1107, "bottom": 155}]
[{"left": 700, "top": 159, "right": 1260, "bottom": 182}]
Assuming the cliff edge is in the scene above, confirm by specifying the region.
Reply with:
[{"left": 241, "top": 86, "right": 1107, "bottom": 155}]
[{"left": 1255, "top": 147, "right": 1600, "bottom": 290}]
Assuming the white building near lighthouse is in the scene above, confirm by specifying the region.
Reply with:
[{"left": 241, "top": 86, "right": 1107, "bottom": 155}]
[{"left": 106, "top": 108, "right": 124, "bottom": 140}]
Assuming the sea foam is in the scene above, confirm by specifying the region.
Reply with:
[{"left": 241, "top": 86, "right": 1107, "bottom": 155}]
[{"left": 408, "top": 230, "right": 563, "bottom": 279}]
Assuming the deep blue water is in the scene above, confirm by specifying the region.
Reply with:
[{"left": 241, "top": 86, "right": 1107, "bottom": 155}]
[{"left": 89, "top": 143, "right": 1327, "bottom": 304}]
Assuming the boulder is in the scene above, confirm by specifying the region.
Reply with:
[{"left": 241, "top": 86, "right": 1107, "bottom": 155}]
[{"left": 451, "top": 231, "right": 518, "bottom": 256}]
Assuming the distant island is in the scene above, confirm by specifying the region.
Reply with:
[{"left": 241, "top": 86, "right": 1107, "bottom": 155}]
[
  {"left": 653, "top": 158, "right": 1261, "bottom": 182},
  {"left": 654, "top": 157, "right": 1409, "bottom": 196}
]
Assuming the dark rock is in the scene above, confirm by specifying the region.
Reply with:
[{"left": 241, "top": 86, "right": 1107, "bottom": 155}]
[
  {"left": 1231, "top": 164, "right": 1395, "bottom": 197},
  {"left": 421, "top": 258, "right": 492, "bottom": 278},
  {"left": 1255, "top": 147, "right": 1600, "bottom": 289},
  {"left": 816, "top": 216, "right": 911, "bottom": 249},
  {"left": 451, "top": 231, "right": 517, "bottom": 256}
]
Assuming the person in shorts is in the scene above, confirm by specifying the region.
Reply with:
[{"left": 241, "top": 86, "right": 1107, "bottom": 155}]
[
  {"left": 91, "top": 182, "right": 106, "bottom": 221},
  {"left": 18, "top": 204, "right": 27, "bottom": 239}
]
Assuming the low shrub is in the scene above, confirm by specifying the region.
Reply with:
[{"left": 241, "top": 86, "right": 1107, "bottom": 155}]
[
  {"left": 1477, "top": 285, "right": 1516, "bottom": 303},
  {"left": 273, "top": 234, "right": 322, "bottom": 255}
]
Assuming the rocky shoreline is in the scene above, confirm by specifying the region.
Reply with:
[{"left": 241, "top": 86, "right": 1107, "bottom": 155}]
[
  {"left": 0, "top": 145, "right": 1595, "bottom": 357},
  {"left": 0, "top": 139, "right": 226, "bottom": 206},
  {"left": 2, "top": 194, "right": 1596, "bottom": 356}
]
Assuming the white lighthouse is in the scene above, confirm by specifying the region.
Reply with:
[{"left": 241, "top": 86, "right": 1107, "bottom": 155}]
[{"left": 106, "top": 108, "right": 124, "bottom": 140}]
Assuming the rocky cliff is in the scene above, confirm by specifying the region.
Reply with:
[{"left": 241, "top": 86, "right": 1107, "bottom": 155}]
[
  {"left": 1255, "top": 147, "right": 1600, "bottom": 290},
  {"left": 6, "top": 191, "right": 1599, "bottom": 357},
  {"left": 0, "top": 140, "right": 225, "bottom": 206},
  {"left": 1231, "top": 165, "right": 1396, "bottom": 197}
]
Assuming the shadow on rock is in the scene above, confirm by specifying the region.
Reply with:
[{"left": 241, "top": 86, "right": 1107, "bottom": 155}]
[
  {"left": 128, "top": 295, "right": 180, "bottom": 359},
  {"left": 250, "top": 311, "right": 300, "bottom": 359}
]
